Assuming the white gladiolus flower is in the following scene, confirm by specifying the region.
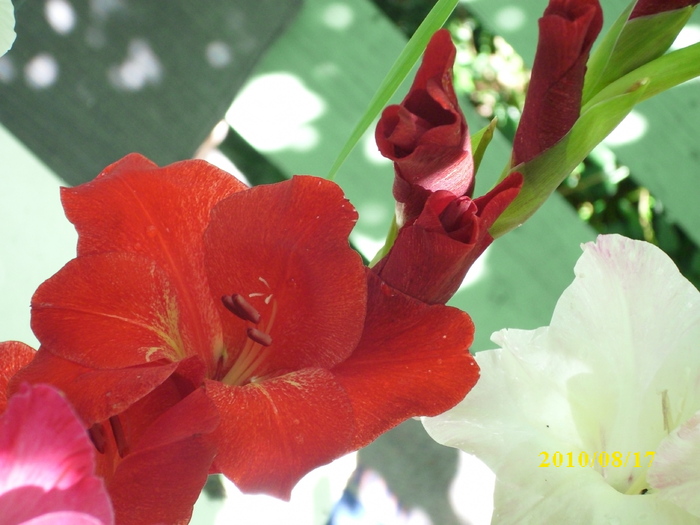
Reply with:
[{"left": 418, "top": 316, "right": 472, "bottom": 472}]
[
  {"left": 423, "top": 234, "right": 700, "bottom": 523},
  {"left": 0, "top": 0, "right": 15, "bottom": 56}
]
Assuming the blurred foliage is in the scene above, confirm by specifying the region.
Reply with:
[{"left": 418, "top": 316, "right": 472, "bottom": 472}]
[{"left": 371, "top": 0, "right": 700, "bottom": 288}]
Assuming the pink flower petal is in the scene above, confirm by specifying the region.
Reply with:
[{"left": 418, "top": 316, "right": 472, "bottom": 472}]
[{"left": 0, "top": 383, "right": 113, "bottom": 524}]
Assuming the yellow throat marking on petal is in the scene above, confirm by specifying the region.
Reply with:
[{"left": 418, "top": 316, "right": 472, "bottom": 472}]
[{"left": 144, "top": 286, "right": 188, "bottom": 362}]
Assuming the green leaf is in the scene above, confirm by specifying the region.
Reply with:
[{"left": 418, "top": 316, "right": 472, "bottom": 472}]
[
  {"left": 326, "top": 0, "right": 459, "bottom": 180},
  {"left": 583, "top": 4, "right": 695, "bottom": 104},
  {"left": 470, "top": 118, "right": 497, "bottom": 176},
  {"left": 584, "top": 41, "right": 700, "bottom": 109},
  {"left": 490, "top": 81, "right": 649, "bottom": 238}
]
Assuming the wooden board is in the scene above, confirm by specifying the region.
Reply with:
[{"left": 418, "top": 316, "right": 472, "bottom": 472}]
[{"left": 0, "top": 0, "right": 301, "bottom": 186}]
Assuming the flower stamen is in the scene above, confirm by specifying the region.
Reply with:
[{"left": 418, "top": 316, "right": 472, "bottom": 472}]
[
  {"left": 220, "top": 295, "right": 278, "bottom": 386},
  {"left": 247, "top": 327, "right": 272, "bottom": 347},
  {"left": 88, "top": 423, "right": 107, "bottom": 454},
  {"left": 110, "top": 415, "right": 129, "bottom": 458},
  {"left": 222, "top": 294, "right": 261, "bottom": 324}
]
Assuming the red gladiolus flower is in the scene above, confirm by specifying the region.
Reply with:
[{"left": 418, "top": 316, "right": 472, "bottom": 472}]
[
  {"left": 0, "top": 382, "right": 114, "bottom": 524},
  {"left": 630, "top": 0, "right": 700, "bottom": 18},
  {"left": 373, "top": 174, "right": 522, "bottom": 305},
  {"left": 13, "top": 154, "right": 477, "bottom": 502},
  {"left": 376, "top": 28, "right": 474, "bottom": 226},
  {"left": 512, "top": 0, "right": 603, "bottom": 166}
]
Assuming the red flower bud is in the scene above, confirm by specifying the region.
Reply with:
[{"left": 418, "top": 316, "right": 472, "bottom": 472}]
[
  {"left": 376, "top": 29, "right": 474, "bottom": 226},
  {"left": 512, "top": 0, "right": 603, "bottom": 166},
  {"left": 630, "top": 0, "right": 700, "bottom": 18},
  {"left": 373, "top": 173, "right": 522, "bottom": 305}
]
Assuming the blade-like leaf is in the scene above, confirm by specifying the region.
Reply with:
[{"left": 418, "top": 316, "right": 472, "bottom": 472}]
[{"left": 327, "top": 0, "right": 459, "bottom": 180}]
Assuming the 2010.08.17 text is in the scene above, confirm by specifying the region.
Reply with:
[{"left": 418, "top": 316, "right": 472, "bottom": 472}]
[{"left": 539, "top": 451, "right": 655, "bottom": 468}]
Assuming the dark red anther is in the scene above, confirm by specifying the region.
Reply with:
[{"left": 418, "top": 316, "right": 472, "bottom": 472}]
[
  {"left": 88, "top": 423, "right": 107, "bottom": 454},
  {"left": 109, "top": 415, "right": 130, "bottom": 458},
  {"left": 247, "top": 327, "right": 272, "bottom": 347},
  {"left": 222, "top": 294, "right": 261, "bottom": 324}
]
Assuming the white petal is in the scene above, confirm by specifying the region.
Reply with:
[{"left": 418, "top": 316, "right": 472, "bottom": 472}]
[
  {"left": 423, "top": 235, "right": 700, "bottom": 522},
  {"left": 0, "top": 0, "right": 15, "bottom": 57},
  {"left": 546, "top": 234, "right": 700, "bottom": 491},
  {"left": 648, "top": 411, "right": 700, "bottom": 517},
  {"left": 490, "top": 463, "right": 694, "bottom": 524}
]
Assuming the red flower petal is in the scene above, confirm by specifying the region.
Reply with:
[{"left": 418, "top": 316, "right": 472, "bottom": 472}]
[
  {"left": 333, "top": 272, "right": 478, "bottom": 449},
  {"left": 62, "top": 153, "right": 246, "bottom": 260},
  {"left": 376, "top": 29, "right": 473, "bottom": 225},
  {"left": 0, "top": 479, "right": 112, "bottom": 525},
  {"left": 512, "top": 0, "right": 603, "bottom": 165},
  {"left": 206, "top": 368, "right": 355, "bottom": 500},
  {"left": 9, "top": 348, "right": 184, "bottom": 426},
  {"left": 0, "top": 383, "right": 113, "bottom": 524},
  {"left": 107, "top": 388, "right": 218, "bottom": 525},
  {"left": 60, "top": 154, "right": 245, "bottom": 364},
  {"left": 32, "top": 252, "right": 207, "bottom": 369},
  {"left": 203, "top": 176, "right": 367, "bottom": 378},
  {"left": 0, "top": 341, "right": 35, "bottom": 413}
]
